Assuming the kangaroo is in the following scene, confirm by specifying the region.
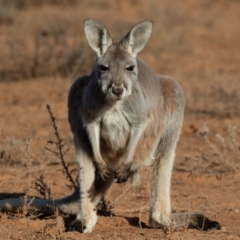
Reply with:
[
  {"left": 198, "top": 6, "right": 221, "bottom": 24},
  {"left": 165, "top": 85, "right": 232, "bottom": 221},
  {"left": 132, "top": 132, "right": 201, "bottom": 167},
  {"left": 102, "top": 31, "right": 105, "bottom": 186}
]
[{"left": 0, "top": 19, "right": 220, "bottom": 233}]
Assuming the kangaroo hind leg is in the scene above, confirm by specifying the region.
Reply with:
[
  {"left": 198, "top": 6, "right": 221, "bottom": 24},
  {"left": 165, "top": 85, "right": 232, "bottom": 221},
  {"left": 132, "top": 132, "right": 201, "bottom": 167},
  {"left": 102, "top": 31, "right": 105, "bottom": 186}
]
[
  {"left": 149, "top": 128, "right": 180, "bottom": 229},
  {"left": 67, "top": 149, "right": 113, "bottom": 233},
  {"left": 149, "top": 130, "right": 221, "bottom": 231}
]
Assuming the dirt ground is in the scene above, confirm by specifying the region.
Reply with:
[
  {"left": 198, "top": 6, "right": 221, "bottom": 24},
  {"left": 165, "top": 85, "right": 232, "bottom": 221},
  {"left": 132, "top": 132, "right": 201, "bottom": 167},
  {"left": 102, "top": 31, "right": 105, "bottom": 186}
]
[{"left": 0, "top": 0, "right": 240, "bottom": 239}]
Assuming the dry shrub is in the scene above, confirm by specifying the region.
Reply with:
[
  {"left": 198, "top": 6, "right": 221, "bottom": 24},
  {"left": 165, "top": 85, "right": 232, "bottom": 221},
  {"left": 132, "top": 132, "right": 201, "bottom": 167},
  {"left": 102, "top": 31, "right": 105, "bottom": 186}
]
[
  {"left": 34, "top": 174, "right": 52, "bottom": 200},
  {"left": 0, "top": 137, "right": 25, "bottom": 166},
  {"left": 0, "top": 1, "right": 15, "bottom": 24},
  {"left": 1, "top": 0, "right": 78, "bottom": 10},
  {"left": 0, "top": 0, "right": 80, "bottom": 25},
  {"left": 0, "top": 0, "right": 94, "bottom": 81},
  {"left": 188, "top": 123, "right": 240, "bottom": 177},
  {"left": 211, "top": 81, "right": 240, "bottom": 117},
  {"left": 183, "top": 72, "right": 240, "bottom": 118},
  {"left": 45, "top": 104, "right": 78, "bottom": 191},
  {"left": 1, "top": 30, "right": 92, "bottom": 81}
]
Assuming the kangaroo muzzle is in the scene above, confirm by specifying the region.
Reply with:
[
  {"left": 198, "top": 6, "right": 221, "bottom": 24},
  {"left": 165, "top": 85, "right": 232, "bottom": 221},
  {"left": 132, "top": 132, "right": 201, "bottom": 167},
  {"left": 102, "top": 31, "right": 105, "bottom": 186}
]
[{"left": 110, "top": 84, "right": 124, "bottom": 97}]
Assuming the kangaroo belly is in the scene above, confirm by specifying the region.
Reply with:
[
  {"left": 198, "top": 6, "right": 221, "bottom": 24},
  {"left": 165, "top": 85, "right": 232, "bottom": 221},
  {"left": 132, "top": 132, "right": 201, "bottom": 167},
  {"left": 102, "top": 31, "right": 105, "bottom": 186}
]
[{"left": 100, "top": 107, "right": 130, "bottom": 158}]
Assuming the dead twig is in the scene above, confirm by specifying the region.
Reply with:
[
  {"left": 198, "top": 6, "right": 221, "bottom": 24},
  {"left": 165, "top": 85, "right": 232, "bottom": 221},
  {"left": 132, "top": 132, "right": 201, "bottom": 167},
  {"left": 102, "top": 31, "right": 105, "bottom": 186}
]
[
  {"left": 45, "top": 104, "right": 78, "bottom": 190},
  {"left": 21, "top": 139, "right": 32, "bottom": 216}
]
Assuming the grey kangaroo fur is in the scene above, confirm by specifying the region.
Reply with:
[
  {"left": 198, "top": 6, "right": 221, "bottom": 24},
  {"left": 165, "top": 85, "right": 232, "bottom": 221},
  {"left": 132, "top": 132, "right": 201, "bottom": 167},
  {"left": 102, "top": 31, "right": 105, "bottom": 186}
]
[{"left": 0, "top": 19, "right": 220, "bottom": 233}]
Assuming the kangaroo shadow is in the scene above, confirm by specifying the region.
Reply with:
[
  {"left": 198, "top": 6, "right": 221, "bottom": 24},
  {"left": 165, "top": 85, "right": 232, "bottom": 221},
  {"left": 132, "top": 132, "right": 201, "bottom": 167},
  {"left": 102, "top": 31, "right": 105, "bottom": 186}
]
[
  {"left": 124, "top": 216, "right": 151, "bottom": 229},
  {"left": 0, "top": 192, "right": 26, "bottom": 199}
]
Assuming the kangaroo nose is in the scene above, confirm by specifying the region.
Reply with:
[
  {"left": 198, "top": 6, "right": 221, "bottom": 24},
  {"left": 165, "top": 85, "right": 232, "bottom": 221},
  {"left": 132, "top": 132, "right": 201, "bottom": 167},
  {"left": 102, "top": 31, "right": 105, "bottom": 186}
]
[{"left": 112, "top": 86, "right": 124, "bottom": 96}]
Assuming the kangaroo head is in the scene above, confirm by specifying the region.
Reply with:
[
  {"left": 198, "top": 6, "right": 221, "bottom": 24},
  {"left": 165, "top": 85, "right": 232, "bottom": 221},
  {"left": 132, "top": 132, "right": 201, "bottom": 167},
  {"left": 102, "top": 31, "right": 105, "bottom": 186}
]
[{"left": 84, "top": 19, "right": 153, "bottom": 101}]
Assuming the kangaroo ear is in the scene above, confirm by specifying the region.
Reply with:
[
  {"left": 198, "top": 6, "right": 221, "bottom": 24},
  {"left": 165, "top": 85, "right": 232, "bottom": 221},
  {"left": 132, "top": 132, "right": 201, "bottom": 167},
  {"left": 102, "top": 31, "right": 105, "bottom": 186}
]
[
  {"left": 84, "top": 19, "right": 113, "bottom": 57},
  {"left": 121, "top": 20, "right": 153, "bottom": 57}
]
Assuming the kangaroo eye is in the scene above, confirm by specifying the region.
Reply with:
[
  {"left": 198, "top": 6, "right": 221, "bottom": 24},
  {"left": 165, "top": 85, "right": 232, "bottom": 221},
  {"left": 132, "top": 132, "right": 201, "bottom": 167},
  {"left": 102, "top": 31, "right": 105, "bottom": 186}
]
[
  {"left": 99, "top": 65, "right": 109, "bottom": 72},
  {"left": 126, "top": 66, "right": 134, "bottom": 71}
]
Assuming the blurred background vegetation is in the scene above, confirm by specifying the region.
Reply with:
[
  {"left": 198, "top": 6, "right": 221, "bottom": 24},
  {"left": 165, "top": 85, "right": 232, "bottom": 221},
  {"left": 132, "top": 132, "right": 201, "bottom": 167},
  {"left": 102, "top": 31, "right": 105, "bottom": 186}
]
[{"left": 0, "top": 0, "right": 239, "bottom": 117}]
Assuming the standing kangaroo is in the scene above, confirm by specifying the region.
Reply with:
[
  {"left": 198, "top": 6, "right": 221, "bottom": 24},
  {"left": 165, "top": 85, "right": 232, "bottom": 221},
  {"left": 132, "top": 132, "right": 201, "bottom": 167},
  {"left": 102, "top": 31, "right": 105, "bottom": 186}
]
[{"left": 0, "top": 19, "right": 220, "bottom": 233}]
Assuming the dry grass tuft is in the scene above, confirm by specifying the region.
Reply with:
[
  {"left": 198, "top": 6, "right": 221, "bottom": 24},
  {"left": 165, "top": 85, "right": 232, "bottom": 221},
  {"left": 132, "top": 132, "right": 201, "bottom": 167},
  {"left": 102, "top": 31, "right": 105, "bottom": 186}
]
[{"left": 97, "top": 196, "right": 114, "bottom": 217}]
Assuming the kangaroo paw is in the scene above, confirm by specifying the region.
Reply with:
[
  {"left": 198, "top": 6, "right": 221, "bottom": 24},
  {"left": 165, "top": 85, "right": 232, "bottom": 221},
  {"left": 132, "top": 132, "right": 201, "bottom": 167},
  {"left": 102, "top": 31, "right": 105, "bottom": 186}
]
[
  {"left": 67, "top": 219, "right": 85, "bottom": 233},
  {"left": 95, "top": 162, "right": 111, "bottom": 182},
  {"left": 149, "top": 212, "right": 172, "bottom": 229},
  {"left": 114, "top": 163, "right": 132, "bottom": 183},
  {"left": 67, "top": 212, "right": 97, "bottom": 233}
]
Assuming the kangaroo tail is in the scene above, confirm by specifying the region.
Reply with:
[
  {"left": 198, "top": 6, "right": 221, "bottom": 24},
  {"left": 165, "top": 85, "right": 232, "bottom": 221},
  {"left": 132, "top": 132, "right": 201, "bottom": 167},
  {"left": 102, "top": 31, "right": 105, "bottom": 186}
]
[
  {"left": 0, "top": 189, "right": 79, "bottom": 215},
  {"left": 0, "top": 192, "right": 221, "bottom": 231}
]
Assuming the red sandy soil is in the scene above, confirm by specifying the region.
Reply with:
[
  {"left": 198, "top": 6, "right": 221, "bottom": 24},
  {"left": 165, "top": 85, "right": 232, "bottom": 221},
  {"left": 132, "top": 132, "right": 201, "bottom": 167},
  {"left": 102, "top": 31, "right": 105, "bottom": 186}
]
[{"left": 0, "top": 0, "right": 240, "bottom": 239}]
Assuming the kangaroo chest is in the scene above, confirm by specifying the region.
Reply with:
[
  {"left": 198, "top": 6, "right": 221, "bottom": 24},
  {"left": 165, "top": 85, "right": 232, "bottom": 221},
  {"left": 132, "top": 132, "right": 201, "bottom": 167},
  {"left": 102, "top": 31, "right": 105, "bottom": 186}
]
[{"left": 100, "top": 107, "right": 130, "bottom": 152}]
